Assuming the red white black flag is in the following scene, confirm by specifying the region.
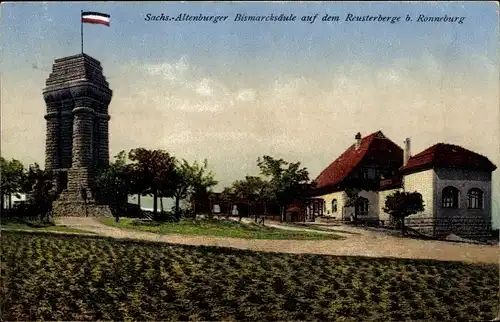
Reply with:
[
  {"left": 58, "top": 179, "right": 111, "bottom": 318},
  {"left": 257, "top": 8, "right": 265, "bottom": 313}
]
[{"left": 82, "top": 12, "right": 110, "bottom": 26}]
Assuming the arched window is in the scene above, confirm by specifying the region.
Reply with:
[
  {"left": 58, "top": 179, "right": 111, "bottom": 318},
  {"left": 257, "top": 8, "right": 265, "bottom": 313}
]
[
  {"left": 332, "top": 199, "right": 338, "bottom": 213},
  {"left": 442, "top": 186, "right": 459, "bottom": 208},
  {"left": 467, "top": 188, "right": 483, "bottom": 209}
]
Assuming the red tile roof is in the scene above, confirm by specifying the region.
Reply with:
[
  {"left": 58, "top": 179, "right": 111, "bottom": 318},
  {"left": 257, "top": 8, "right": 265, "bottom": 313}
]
[
  {"left": 401, "top": 143, "right": 497, "bottom": 174},
  {"left": 313, "top": 131, "right": 403, "bottom": 192}
]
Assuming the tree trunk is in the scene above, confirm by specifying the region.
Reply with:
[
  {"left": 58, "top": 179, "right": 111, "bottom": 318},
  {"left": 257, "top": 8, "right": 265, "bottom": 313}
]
[
  {"left": 160, "top": 197, "right": 164, "bottom": 214},
  {"left": 175, "top": 196, "right": 181, "bottom": 221},
  {"left": 401, "top": 218, "right": 406, "bottom": 235},
  {"left": 8, "top": 193, "right": 12, "bottom": 209},
  {"left": 153, "top": 191, "right": 158, "bottom": 216},
  {"left": 174, "top": 196, "right": 180, "bottom": 214},
  {"left": 0, "top": 193, "right": 4, "bottom": 213},
  {"left": 138, "top": 194, "right": 141, "bottom": 209}
]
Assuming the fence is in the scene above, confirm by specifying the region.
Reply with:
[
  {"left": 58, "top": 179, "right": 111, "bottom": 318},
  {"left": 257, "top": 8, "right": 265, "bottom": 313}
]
[{"left": 404, "top": 216, "right": 492, "bottom": 239}]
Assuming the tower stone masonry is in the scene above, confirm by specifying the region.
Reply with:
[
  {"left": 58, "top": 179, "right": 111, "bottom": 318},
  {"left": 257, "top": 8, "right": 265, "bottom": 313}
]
[{"left": 43, "top": 53, "right": 113, "bottom": 217}]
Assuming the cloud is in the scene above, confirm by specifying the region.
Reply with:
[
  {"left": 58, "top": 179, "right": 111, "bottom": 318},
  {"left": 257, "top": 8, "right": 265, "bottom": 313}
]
[
  {"left": 272, "top": 76, "right": 309, "bottom": 99},
  {"left": 236, "top": 89, "right": 256, "bottom": 102},
  {"left": 41, "top": 2, "right": 53, "bottom": 23},
  {"left": 2, "top": 52, "right": 498, "bottom": 204},
  {"left": 377, "top": 69, "right": 400, "bottom": 83},
  {"left": 140, "top": 56, "right": 236, "bottom": 112},
  {"left": 164, "top": 131, "right": 262, "bottom": 146},
  {"left": 195, "top": 78, "right": 214, "bottom": 96},
  {"left": 144, "top": 56, "right": 189, "bottom": 82}
]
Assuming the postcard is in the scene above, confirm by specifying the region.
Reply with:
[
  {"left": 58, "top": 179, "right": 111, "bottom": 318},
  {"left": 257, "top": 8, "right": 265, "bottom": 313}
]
[{"left": 1, "top": 1, "right": 499, "bottom": 321}]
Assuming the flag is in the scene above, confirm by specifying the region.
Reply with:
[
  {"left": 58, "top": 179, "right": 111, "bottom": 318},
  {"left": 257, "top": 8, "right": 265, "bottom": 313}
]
[{"left": 82, "top": 12, "right": 110, "bottom": 26}]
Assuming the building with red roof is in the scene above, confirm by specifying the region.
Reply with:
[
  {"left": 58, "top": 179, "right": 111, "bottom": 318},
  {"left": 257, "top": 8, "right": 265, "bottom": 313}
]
[
  {"left": 400, "top": 143, "right": 497, "bottom": 175},
  {"left": 308, "top": 131, "right": 497, "bottom": 239}
]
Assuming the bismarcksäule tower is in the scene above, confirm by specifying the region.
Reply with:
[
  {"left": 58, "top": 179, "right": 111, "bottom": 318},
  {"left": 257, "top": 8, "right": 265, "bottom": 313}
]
[{"left": 43, "top": 53, "right": 112, "bottom": 217}]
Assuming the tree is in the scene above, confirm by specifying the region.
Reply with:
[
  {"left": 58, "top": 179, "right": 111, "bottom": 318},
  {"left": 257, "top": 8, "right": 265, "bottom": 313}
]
[
  {"left": 383, "top": 191, "right": 425, "bottom": 234},
  {"left": 257, "top": 156, "right": 310, "bottom": 222},
  {"left": 343, "top": 188, "right": 363, "bottom": 221},
  {"left": 169, "top": 158, "right": 218, "bottom": 219},
  {"left": 232, "top": 176, "right": 266, "bottom": 201},
  {"left": 21, "top": 163, "right": 55, "bottom": 221},
  {"left": 128, "top": 148, "right": 178, "bottom": 218},
  {"left": 127, "top": 150, "right": 149, "bottom": 210},
  {"left": 231, "top": 176, "right": 274, "bottom": 216},
  {"left": 258, "top": 180, "right": 275, "bottom": 215},
  {"left": 93, "top": 151, "right": 132, "bottom": 221},
  {"left": 186, "top": 159, "right": 218, "bottom": 215},
  {"left": 219, "top": 186, "right": 236, "bottom": 215},
  {"left": 171, "top": 160, "right": 193, "bottom": 218},
  {"left": 0, "top": 157, "right": 25, "bottom": 211}
]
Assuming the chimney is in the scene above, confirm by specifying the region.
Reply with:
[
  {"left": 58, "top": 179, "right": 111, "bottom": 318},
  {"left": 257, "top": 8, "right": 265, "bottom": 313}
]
[
  {"left": 355, "top": 132, "right": 362, "bottom": 150},
  {"left": 403, "top": 138, "right": 411, "bottom": 166}
]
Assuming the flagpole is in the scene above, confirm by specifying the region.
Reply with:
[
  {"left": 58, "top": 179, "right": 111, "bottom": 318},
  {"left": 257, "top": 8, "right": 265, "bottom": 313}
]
[{"left": 81, "top": 10, "right": 84, "bottom": 54}]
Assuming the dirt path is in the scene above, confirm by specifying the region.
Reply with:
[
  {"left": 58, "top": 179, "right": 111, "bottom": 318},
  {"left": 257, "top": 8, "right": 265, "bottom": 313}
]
[
  {"left": 55, "top": 217, "right": 499, "bottom": 264},
  {"left": 219, "top": 217, "right": 355, "bottom": 238}
]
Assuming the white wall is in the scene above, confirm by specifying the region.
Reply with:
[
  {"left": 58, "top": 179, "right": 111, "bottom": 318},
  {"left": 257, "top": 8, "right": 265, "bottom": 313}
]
[
  {"left": 358, "top": 190, "right": 379, "bottom": 218},
  {"left": 316, "top": 189, "right": 378, "bottom": 219},
  {"left": 403, "top": 169, "right": 435, "bottom": 219},
  {"left": 316, "top": 191, "right": 345, "bottom": 219}
]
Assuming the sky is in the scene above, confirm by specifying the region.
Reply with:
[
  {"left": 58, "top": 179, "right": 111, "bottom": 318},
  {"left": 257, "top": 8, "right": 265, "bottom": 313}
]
[{"left": 1, "top": 2, "right": 499, "bottom": 223}]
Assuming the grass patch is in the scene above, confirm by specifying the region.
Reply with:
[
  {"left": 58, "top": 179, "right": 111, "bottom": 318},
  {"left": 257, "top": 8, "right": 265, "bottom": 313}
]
[
  {"left": 1, "top": 220, "right": 94, "bottom": 235},
  {"left": 1, "top": 230, "right": 498, "bottom": 321},
  {"left": 99, "top": 217, "right": 342, "bottom": 240}
]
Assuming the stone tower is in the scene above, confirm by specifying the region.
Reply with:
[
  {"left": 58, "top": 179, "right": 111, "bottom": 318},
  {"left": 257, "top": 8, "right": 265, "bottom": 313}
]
[{"left": 43, "top": 53, "right": 112, "bottom": 217}]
